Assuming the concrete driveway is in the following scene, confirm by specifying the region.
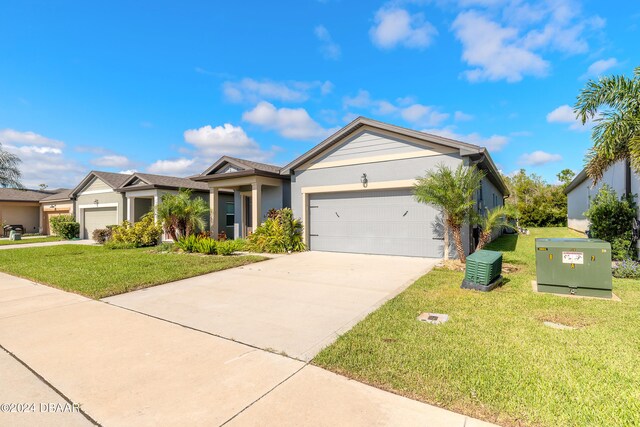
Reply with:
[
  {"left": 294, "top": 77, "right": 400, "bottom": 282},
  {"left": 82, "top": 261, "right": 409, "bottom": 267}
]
[
  {"left": 104, "top": 251, "right": 438, "bottom": 361},
  {"left": 0, "top": 271, "right": 496, "bottom": 426}
]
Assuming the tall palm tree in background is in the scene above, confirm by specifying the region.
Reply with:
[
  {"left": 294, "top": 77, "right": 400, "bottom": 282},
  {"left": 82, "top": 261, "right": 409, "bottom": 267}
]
[
  {"left": 413, "top": 163, "right": 485, "bottom": 262},
  {"left": 0, "top": 143, "right": 22, "bottom": 188},
  {"left": 575, "top": 66, "right": 640, "bottom": 182}
]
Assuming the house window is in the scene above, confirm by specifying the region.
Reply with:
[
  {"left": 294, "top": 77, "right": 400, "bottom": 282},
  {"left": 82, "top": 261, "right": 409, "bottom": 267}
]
[{"left": 225, "top": 202, "right": 235, "bottom": 227}]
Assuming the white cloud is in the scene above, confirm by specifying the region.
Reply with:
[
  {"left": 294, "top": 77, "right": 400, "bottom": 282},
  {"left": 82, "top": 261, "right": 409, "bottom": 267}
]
[
  {"left": 91, "top": 155, "right": 132, "bottom": 168},
  {"left": 401, "top": 104, "right": 449, "bottom": 127},
  {"left": 314, "top": 25, "right": 341, "bottom": 60},
  {"left": 148, "top": 123, "right": 277, "bottom": 176},
  {"left": 0, "top": 129, "right": 64, "bottom": 148},
  {"left": 223, "top": 78, "right": 332, "bottom": 104},
  {"left": 422, "top": 127, "right": 509, "bottom": 152},
  {"left": 119, "top": 169, "right": 137, "bottom": 175},
  {"left": 452, "top": 11, "right": 549, "bottom": 82},
  {"left": 370, "top": 8, "right": 437, "bottom": 50},
  {"left": 519, "top": 150, "right": 562, "bottom": 166},
  {"left": 546, "top": 104, "right": 593, "bottom": 131},
  {"left": 582, "top": 57, "right": 618, "bottom": 78},
  {"left": 451, "top": 1, "right": 605, "bottom": 83},
  {"left": 454, "top": 111, "right": 474, "bottom": 121},
  {"left": 243, "top": 101, "right": 337, "bottom": 140},
  {"left": 0, "top": 129, "right": 83, "bottom": 188},
  {"left": 147, "top": 158, "right": 196, "bottom": 176}
]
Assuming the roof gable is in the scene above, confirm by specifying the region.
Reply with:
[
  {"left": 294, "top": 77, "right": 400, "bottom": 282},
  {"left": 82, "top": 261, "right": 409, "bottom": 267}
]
[
  {"left": 71, "top": 171, "right": 132, "bottom": 196},
  {"left": 201, "top": 156, "right": 281, "bottom": 176}
]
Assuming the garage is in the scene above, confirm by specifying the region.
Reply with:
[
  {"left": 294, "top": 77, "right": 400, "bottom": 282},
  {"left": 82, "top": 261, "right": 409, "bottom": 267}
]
[
  {"left": 308, "top": 189, "right": 441, "bottom": 257},
  {"left": 83, "top": 207, "right": 117, "bottom": 239}
]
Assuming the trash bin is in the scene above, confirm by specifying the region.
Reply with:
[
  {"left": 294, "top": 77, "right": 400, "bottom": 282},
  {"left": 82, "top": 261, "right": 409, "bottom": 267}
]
[
  {"left": 461, "top": 249, "right": 503, "bottom": 292},
  {"left": 9, "top": 230, "right": 22, "bottom": 241}
]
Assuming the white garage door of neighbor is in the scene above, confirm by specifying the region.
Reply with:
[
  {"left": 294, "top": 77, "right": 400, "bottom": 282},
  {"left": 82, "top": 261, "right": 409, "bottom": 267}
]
[
  {"left": 83, "top": 207, "right": 117, "bottom": 239},
  {"left": 308, "top": 189, "right": 441, "bottom": 258}
]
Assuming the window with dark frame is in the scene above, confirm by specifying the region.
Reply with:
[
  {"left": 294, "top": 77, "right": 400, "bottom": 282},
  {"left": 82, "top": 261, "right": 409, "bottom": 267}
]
[{"left": 225, "top": 202, "right": 234, "bottom": 227}]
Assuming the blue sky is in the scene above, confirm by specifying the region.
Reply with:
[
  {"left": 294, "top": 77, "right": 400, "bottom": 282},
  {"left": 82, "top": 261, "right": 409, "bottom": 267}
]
[{"left": 0, "top": 0, "right": 638, "bottom": 188}]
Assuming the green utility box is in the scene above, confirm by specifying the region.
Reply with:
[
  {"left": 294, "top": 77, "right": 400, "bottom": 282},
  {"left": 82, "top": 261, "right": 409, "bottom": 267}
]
[
  {"left": 9, "top": 230, "right": 21, "bottom": 241},
  {"left": 535, "top": 238, "right": 612, "bottom": 299},
  {"left": 461, "top": 249, "right": 503, "bottom": 292}
]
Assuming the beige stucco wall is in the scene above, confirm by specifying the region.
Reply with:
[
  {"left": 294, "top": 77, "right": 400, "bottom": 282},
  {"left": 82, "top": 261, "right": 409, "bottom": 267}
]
[{"left": 0, "top": 202, "right": 41, "bottom": 234}]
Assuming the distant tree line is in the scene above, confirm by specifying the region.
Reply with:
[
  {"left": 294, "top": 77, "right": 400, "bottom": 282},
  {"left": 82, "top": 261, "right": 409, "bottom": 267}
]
[{"left": 502, "top": 168, "right": 575, "bottom": 228}]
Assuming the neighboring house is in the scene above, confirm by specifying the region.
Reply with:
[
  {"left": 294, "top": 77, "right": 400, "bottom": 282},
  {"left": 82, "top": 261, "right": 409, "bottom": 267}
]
[
  {"left": 39, "top": 188, "right": 75, "bottom": 235},
  {"left": 196, "top": 117, "right": 508, "bottom": 258},
  {"left": 115, "top": 172, "right": 233, "bottom": 237},
  {"left": 0, "top": 188, "right": 56, "bottom": 234},
  {"left": 564, "top": 160, "right": 640, "bottom": 255},
  {"left": 193, "top": 156, "right": 289, "bottom": 239},
  {"left": 71, "top": 171, "right": 131, "bottom": 239}
]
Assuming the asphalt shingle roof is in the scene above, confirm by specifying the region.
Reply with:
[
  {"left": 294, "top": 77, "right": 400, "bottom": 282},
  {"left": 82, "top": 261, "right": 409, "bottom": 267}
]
[
  {"left": 131, "top": 173, "right": 209, "bottom": 191},
  {"left": 222, "top": 156, "right": 281, "bottom": 174},
  {"left": 92, "top": 171, "right": 132, "bottom": 189},
  {"left": 40, "top": 188, "right": 73, "bottom": 202},
  {"left": 0, "top": 188, "right": 54, "bottom": 202}
]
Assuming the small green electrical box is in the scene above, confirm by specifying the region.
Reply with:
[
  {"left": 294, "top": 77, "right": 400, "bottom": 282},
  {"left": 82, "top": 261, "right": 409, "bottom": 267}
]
[
  {"left": 535, "top": 238, "right": 612, "bottom": 299},
  {"left": 461, "top": 249, "right": 503, "bottom": 291}
]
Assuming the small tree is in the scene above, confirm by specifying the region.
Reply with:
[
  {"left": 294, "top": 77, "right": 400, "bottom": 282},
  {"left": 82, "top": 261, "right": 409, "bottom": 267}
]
[
  {"left": 0, "top": 143, "right": 22, "bottom": 188},
  {"left": 475, "top": 206, "right": 515, "bottom": 251},
  {"left": 156, "top": 189, "right": 209, "bottom": 240},
  {"left": 413, "top": 163, "right": 485, "bottom": 262},
  {"left": 584, "top": 184, "right": 637, "bottom": 260}
]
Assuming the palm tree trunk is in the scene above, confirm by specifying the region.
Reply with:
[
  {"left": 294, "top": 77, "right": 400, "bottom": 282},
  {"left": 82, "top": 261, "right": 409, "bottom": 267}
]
[
  {"left": 476, "top": 230, "right": 491, "bottom": 251},
  {"left": 451, "top": 224, "right": 466, "bottom": 263},
  {"left": 443, "top": 216, "right": 450, "bottom": 261}
]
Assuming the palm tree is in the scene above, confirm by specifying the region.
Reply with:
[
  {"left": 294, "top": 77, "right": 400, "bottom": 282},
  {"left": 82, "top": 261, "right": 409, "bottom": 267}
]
[
  {"left": 414, "top": 163, "right": 485, "bottom": 262},
  {"left": 0, "top": 143, "right": 22, "bottom": 188},
  {"left": 475, "top": 206, "right": 515, "bottom": 251},
  {"left": 156, "top": 189, "right": 209, "bottom": 240},
  {"left": 575, "top": 66, "right": 640, "bottom": 182}
]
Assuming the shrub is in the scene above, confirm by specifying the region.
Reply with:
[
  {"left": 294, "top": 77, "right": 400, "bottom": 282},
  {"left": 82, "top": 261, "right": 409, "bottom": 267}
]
[
  {"left": 613, "top": 258, "right": 640, "bottom": 279},
  {"left": 248, "top": 208, "right": 305, "bottom": 253},
  {"left": 50, "top": 214, "right": 79, "bottom": 239},
  {"left": 232, "top": 238, "right": 248, "bottom": 252},
  {"left": 216, "top": 240, "right": 237, "bottom": 256},
  {"left": 176, "top": 234, "right": 200, "bottom": 252},
  {"left": 154, "top": 242, "right": 176, "bottom": 253},
  {"left": 92, "top": 228, "right": 112, "bottom": 244},
  {"left": 194, "top": 237, "right": 217, "bottom": 255},
  {"left": 584, "top": 185, "right": 638, "bottom": 260},
  {"left": 110, "top": 213, "right": 163, "bottom": 248}
]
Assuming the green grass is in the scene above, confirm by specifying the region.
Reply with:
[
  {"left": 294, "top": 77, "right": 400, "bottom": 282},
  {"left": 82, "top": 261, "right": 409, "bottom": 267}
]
[
  {"left": 0, "top": 245, "right": 266, "bottom": 299},
  {"left": 314, "top": 228, "right": 640, "bottom": 427},
  {"left": 0, "top": 236, "right": 62, "bottom": 245}
]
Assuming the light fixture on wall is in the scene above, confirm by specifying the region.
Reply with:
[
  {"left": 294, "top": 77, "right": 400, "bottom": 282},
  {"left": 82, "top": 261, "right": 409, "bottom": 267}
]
[
  {"left": 360, "top": 173, "right": 368, "bottom": 188},
  {"left": 94, "top": 199, "right": 99, "bottom": 206}
]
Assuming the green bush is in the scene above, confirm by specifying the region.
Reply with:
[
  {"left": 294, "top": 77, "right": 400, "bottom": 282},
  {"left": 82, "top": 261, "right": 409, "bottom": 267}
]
[
  {"left": 232, "top": 238, "right": 248, "bottom": 252},
  {"left": 110, "top": 213, "right": 163, "bottom": 248},
  {"left": 248, "top": 208, "right": 305, "bottom": 253},
  {"left": 92, "top": 228, "right": 112, "bottom": 244},
  {"left": 49, "top": 214, "right": 79, "bottom": 239},
  {"left": 584, "top": 185, "right": 638, "bottom": 260},
  {"left": 194, "top": 237, "right": 217, "bottom": 255},
  {"left": 612, "top": 258, "right": 640, "bottom": 279},
  {"left": 216, "top": 240, "right": 237, "bottom": 256},
  {"left": 175, "top": 234, "right": 199, "bottom": 252},
  {"left": 153, "top": 242, "right": 176, "bottom": 253}
]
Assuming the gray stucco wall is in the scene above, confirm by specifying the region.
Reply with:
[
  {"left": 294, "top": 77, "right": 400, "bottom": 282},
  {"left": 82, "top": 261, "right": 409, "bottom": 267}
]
[
  {"left": 567, "top": 161, "right": 630, "bottom": 232},
  {"left": 261, "top": 185, "right": 283, "bottom": 221}
]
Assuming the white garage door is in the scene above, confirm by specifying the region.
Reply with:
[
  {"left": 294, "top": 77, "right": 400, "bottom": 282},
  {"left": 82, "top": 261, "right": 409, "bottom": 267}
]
[
  {"left": 308, "top": 189, "right": 441, "bottom": 257},
  {"left": 83, "top": 207, "right": 117, "bottom": 239}
]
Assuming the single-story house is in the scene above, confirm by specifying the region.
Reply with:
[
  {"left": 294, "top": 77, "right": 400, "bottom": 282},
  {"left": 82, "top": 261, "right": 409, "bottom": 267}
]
[
  {"left": 39, "top": 188, "right": 74, "bottom": 235},
  {"left": 0, "top": 188, "right": 56, "bottom": 234},
  {"left": 114, "top": 172, "right": 233, "bottom": 237},
  {"left": 196, "top": 117, "right": 508, "bottom": 258},
  {"left": 564, "top": 159, "right": 640, "bottom": 254}
]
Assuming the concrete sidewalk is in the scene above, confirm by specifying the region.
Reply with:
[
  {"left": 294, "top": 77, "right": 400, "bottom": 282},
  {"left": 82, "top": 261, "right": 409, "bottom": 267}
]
[
  {"left": 0, "top": 272, "right": 497, "bottom": 427},
  {"left": 0, "top": 239, "right": 96, "bottom": 250}
]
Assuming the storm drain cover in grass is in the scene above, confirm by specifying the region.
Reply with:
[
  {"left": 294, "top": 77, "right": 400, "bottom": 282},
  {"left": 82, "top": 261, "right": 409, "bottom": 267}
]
[{"left": 417, "top": 312, "right": 449, "bottom": 325}]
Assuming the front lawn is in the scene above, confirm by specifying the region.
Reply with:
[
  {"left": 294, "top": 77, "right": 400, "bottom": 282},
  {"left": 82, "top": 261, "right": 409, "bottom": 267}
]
[
  {"left": 314, "top": 228, "right": 640, "bottom": 427},
  {"left": 0, "top": 245, "right": 266, "bottom": 299},
  {"left": 0, "top": 236, "right": 62, "bottom": 245}
]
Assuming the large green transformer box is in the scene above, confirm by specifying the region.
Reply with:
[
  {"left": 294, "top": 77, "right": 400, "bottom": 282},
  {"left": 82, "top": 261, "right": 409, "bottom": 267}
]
[{"left": 535, "top": 238, "right": 612, "bottom": 299}]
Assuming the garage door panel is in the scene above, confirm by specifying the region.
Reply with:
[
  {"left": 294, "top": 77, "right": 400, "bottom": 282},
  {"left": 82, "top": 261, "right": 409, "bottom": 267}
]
[
  {"left": 83, "top": 208, "right": 117, "bottom": 239},
  {"left": 309, "top": 189, "right": 441, "bottom": 257}
]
